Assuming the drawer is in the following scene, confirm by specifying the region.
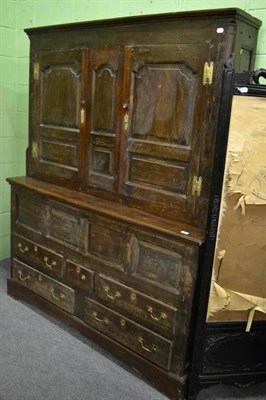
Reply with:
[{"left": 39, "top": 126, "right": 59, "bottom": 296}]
[
  {"left": 96, "top": 275, "right": 176, "bottom": 338},
  {"left": 13, "top": 236, "right": 63, "bottom": 277},
  {"left": 84, "top": 298, "right": 172, "bottom": 370},
  {"left": 65, "top": 260, "right": 94, "bottom": 292},
  {"left": 12, "top": 259, "right": 75, "bottom": 314}
]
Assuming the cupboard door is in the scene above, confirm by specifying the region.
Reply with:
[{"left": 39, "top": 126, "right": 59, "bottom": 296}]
[
  {"left": 28, "top": 49, "right": 88, "bottom": 187},
  {"left": 120, "top": 45, "right": 211, "bottom": 225},
  {"left": 85, "top": 46, "right": 123, "bottom": 193}
]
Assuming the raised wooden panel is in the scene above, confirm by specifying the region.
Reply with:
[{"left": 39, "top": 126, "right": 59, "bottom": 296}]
[
  {"left": 85, "top": 47, "right": 123, "bottom": 192},
  {"left": 16, "top": 195, "right": 44, "bottom": 234},
  {"left": 29, "top": 48, "right": 87, "bottom": 186},
  {"left": 133, "top": 240, "right": 182, "bottom": 291},
  {"left": 41, "top": 66, "right": 80, "bottom": 128},
  {"left": 130, "top": 156, "right": 188, "bottom": 194},
  {"left": 41, "top": 139, "right": 77, "bottom": 169},
  {"left": 91, "top": 64, "right": 116, "bottom": 133},
  {"left": 88, "top": 223, "right": 125, "bottom": 269},
  {"left": 131, "top": 63, "right": 197, "bottom": 146},
  {"left": 120, "top": 44, "right": 209, "bottom": 225},
  {"left": 47, "top": 206, "right": 80, "bottom": 249},
  {"left": 91, "top": 146, "right": 113, "bottom": 175}
]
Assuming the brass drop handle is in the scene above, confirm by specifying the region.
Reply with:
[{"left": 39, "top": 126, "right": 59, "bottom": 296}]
[
  {"left": 44, "top": 256, "right": 57, "bottom": 270},
  {"left": 147, "top": 306, "right": 167, "bottom": 321},
  {"left": 104, "top": 285, "right": 122, "bottom": 300},
  {"left": 50, "top": 288, "right": 65, "bottom": 301},
  {"left": 138, "top": 337, "right": 157, "bottom": 353},
  {"left": 18, "top": 242, "right": 29, "bottom": 254},
  {"left": 92, "top": 311, "right": 108, "bottom": 324},
  {"left": 18, "top": 270, "right": 30, "bottom": 282}
]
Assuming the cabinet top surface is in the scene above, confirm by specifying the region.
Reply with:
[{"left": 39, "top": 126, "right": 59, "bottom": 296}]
[
  {"left": 25, "top": 8, "right": 261, "bottom": 35},
  {"left": 7, "top": 177, "right": 205, "bottom": 246}
]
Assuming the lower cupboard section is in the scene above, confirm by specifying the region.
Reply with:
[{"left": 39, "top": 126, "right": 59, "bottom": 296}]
[
  {"left": 84, "top": 297, "right": 173, "bottom": 370},
  {"left": 11, "top": 258, "right": 174, "bottom": 372}
]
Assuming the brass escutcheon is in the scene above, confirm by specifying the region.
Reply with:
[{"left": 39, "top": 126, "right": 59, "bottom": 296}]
[
  {"left": 130, "top": 292, "right": 137, "bottom": 302},
  {"left": 120, "top": 319, "right": 126, "bottom": 328}
]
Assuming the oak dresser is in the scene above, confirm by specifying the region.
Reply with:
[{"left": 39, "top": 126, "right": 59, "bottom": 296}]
[{"left": 7, "top": 9, "right": 261, "bottom": 400}]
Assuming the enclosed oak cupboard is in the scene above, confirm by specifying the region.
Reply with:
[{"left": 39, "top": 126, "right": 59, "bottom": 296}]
[{"left": 7, "top": 9, "right": 261, "bottom": 400}]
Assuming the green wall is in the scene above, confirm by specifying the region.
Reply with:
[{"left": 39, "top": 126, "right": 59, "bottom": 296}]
[{"left": 0, "top": 0, "right": 265, "bottom": 260}]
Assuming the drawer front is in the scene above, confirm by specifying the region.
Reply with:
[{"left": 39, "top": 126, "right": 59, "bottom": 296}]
[
  {"left": 12, "top": 259, "right": 75, "bottom": 314},
  {"left": 13, "top": 236, "right": 63, "bottom": 277},
  {"left": 96, "top": 274, "right": 176, "bottom": 337},
  {"left": 84, "top": 298, "right": 172, "bottom": 370},
  {"left": 65, "top": 260, "right": 94, "bottom": 292}
]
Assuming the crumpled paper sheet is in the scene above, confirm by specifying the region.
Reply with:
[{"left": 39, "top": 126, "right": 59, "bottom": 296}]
[
  {"left": 207, "top": 97, "right": 266, "bottom": 328},
  {"left": 226, "top": 96, "right": 266, "bottom": 215},
  {"left": 208, "top": 279, "right": 266, "bottom": 332}
]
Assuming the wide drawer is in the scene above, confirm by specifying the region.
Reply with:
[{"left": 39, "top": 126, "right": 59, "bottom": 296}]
[
  {"left": 13, "top": 236, "right": 63, "bottom": 277},
  {"left": 12, "top": 259, "right": 75, "bottom": 314},
  {"left": 96, "top": 274, "right": 176, "bottom": 338},
  {"left": 84, "top": 297, "right": 173, "bottom": 370}
]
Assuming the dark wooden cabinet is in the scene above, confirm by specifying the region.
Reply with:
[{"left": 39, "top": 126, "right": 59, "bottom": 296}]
[{"left": 7, "top": 9, "right": 261, "bottom": 400}]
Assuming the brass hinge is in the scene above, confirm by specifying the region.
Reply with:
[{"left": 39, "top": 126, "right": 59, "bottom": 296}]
[
  {"left": 192, "top": 176, "right": 202, "bottom": 197},
  {"left": 32, "top": 141, "right": 38, "bottom": 159},
  {"left": 33, "top": 62, "right": 39, "bottom": 81},
  {"left": 203, "top": 61, "right": 214, "bottom": 86}
]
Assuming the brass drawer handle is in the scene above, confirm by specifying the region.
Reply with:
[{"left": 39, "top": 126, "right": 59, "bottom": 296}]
[
  {"left": 138, "top": 337, "right": 157, "bottom": 353},
  {"left": 18, "top": 242, "right": 29, "bottom": 254},
  {"left": 104, "top": 285, "right": 122, "bottom": 300},
  {"left": 18, "top": 270, "right": 30, "bottom": 282},
  {"left": 147, "top": 306, "right": 167, "bottom": 321},
  {"left": 50, "top": 288, "right": 65, "bottom": 301},
  {"left": 44, "top": 256, "right": 57, "bottom": 270},
  {"left": 92, "top": 311, "right": 108, "bottom": 324}
]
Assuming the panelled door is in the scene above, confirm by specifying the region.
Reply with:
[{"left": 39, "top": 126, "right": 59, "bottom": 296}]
[
  {"left": 84, "top": 46, "right": 123, "bottom": 193},
  {"left": 29, "top": 49, "right": 87, "bottom": 187},
  {"left": 119, "top": 45, "right": 211, "bottom": 224}
]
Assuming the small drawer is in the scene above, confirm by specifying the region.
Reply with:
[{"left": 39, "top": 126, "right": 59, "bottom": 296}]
[
  {"left": 84, "top": 298, "right": 172, "bottom": 370},
  {"left": 65, "top": 260, "right": 94, "bottom": 292},
  {"left": 96, "top": 275, "right": 176, "bottom": 338},
  {"left": 12, "top": 259, "right": 75, "bottom": 314},
  {"left": 13, "top": 236, "right": 63, "bottom": 277}
]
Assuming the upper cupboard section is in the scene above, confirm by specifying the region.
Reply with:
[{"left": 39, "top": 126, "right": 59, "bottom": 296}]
[
  {"left": 28, "top": 43, "right": 212, "bottom": 226},
  {"left": 25, "top": 10, "right": 261, "bottom": 228}
]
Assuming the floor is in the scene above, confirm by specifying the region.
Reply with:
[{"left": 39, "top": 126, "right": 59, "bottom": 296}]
[{"left": 0, "top": 259, "right": 265, "bottom": 400}]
